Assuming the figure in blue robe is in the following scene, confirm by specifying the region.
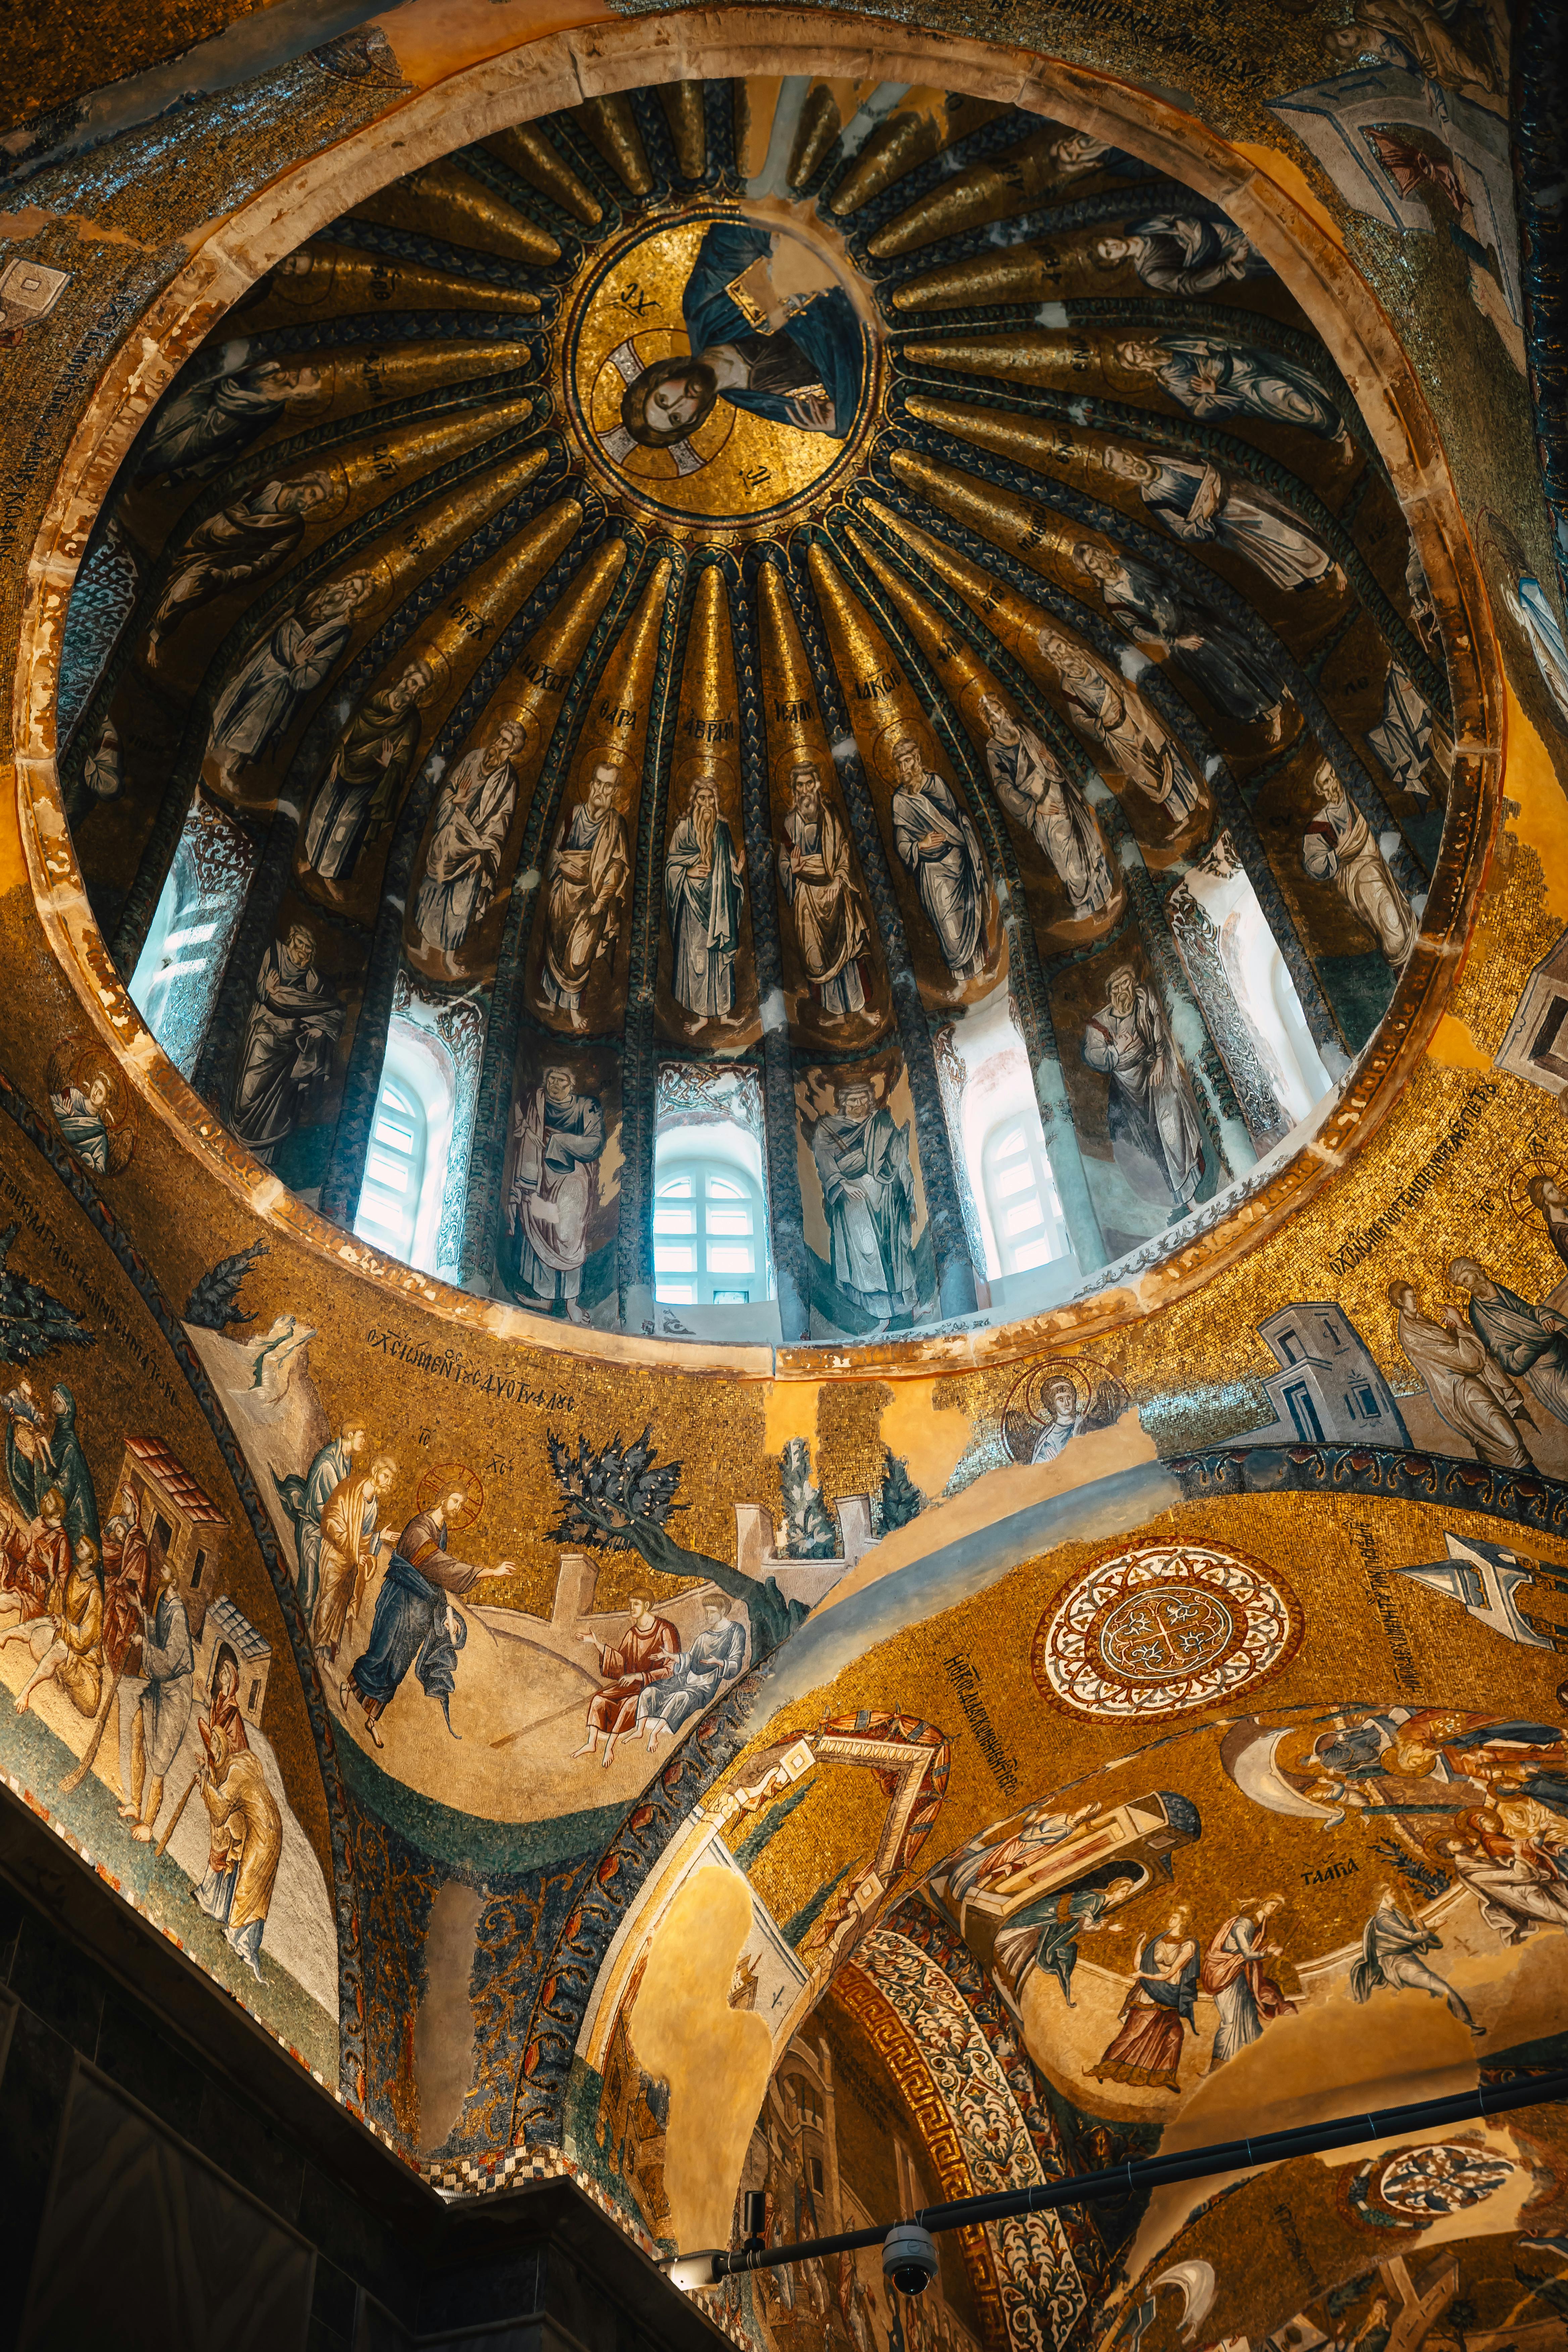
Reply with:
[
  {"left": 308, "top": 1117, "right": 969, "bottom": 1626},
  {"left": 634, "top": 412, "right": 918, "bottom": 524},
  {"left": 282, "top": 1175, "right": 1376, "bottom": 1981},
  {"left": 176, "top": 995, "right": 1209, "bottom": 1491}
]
[
  {"left": 1127, "top": 333, "right": 1345, "bottom": 441},
  {"left": 634, "top": 1604, "right": 748, "bottom": 1746},
  {"left": 1454, "top": 1259, "right": 1568, "bottom": 1426},
  {"left": 7, "top": 1384, "right": 99, "bottom": 1555},
  {"left": 620, "top": 219, "right": 869, "bottom": 449},
  {"left": 346, "top": 1502, "right": 507, "bottom": 1744}
]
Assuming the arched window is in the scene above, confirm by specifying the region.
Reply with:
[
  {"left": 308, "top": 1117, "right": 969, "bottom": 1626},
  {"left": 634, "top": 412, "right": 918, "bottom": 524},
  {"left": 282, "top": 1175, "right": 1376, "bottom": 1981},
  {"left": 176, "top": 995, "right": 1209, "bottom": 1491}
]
[
  {"left": 982, "top": 1116, "right": 1065, "bottom": 1277},
  {"left": 653, "top": 1161, "right": 771, "bottom": 1305},
  {"left": 128, "top": 795, "right": 254, "bottom": 1079},
  {"left": 354, "top": 1022, "right": 454, "bottom": 1273}
]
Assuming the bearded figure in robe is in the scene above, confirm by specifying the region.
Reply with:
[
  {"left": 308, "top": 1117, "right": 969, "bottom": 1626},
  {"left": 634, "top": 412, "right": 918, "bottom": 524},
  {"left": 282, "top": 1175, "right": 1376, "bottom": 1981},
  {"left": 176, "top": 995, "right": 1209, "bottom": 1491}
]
[
  {"left": 231, "top": 923, "right": 344, "bottom": 1162},
  {"left": 575, "top": 1596, "right": 681, "bottom": 1767},
  {"left": 195, "top": 1717, "right": 284, "bottom": 1982},
  {"left": 1388, "top": 1278, "right": 1532, "bottom": 1467},
  {"left": 501, "top": 1066, "right": 605, "bottom": 1322},
  {"left": 1301, "top": 763, "right": 1417, "bottom": 966},
  {"left": 980, "top": 693, "right": 1114, "bottom": 920},
  {"left": 303, "top": 657, "right": 433, "bottom": 886},
  {"left": 207, "top": 572, "right": 372, "bottom": 776},
  {"left": 136, "top": 357, "right": 322, "bottom": 480},
  {"left": 1098, "top": 441, "right": 1338, "bottom": 594},
  {"left": 1451, "top": 1256, "right": 1568, "bottom": 1427},
  {"left": 1074, "top": 540, "right": 1286, "bottom": 729},
  {"left": 147, "top": 472, "right": 333, "bottom": 654},
  {"left": 665, "top": 774, "right": 745, "bottom": 1022},
  {"left": 1090, "top": 215, "right": 1266, "bottom": 297},
  {"left": 889, "top": 734, "right": 991, "bottom": 983},
  {"left": 412, "top": 720, "right": 526, "bottom": 969},
  {"left": 780, "top": 761, "right": 871, "bottom": 1021},
  {"left": 812, "top": 1082, "right": 918, "bottom": 1323},
  {"left": 540, "top": 761, "right": 632, "bottom": 1028},
  {"left": 1083, "top": 966, "right": 1204, "bottom": 1219},
  {"left": 1043, "top": 631, "right": 1203, "bottom": 824}
]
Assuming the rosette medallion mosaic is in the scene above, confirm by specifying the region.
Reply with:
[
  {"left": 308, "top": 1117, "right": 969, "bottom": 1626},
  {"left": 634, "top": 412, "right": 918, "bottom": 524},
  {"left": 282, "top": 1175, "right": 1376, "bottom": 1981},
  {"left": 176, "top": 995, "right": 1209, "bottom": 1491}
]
[{"left": 61, "top": 76, "right": 1450, "bottom": 1340}]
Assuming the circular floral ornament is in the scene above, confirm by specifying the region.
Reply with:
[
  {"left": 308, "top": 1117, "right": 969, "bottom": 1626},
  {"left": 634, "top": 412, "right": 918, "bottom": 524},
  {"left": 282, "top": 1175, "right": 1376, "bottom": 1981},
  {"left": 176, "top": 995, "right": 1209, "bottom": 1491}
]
[
  {"left": 1348, "top": 2141, "right": 1516, "bottom": 2229},
  {"left": 1031, "top": 1539, "right": 1303, "bottom": 1721}
]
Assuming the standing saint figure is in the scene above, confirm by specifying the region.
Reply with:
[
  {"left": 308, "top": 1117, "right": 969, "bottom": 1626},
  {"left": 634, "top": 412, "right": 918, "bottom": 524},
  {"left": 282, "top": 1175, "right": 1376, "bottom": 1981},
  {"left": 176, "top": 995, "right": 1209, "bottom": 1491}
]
[
  {"left": 1074, "top": 541, "right": 1286, "bottom": 729},
  {"left": 231, "top": 923, "right": 344, "bottom": 1164},
  {"left": 136, "top": 357, "right": 323, "bottom": 479},
  {"left": 194, "top": 1716, "right": 283, "bottom": 1982},
  {"left": 1114, "top": 335, "right": 1348, "bottom": 445},
  {"left": 1091, "top": 216, "right": 1267, "bottom": 297},
  {"left": 1389, "top": 1279, "right": 1532, "bottom": 1468},
  {"left": 1350, "top": 1883, "right": 1480, "bottom": 2031},
  {"left": 207, "top": 573, "right": 371, "bottom": 776},
  {"left": 575, "top": 1595, "right": 681, "bottom": 1768},
  {"left": 276, "top": 1421, "right": 367, "bottom": 1623},
  {"left": 812, "top": 1082, "right": 918, "bottom": 1324},
  {"left": 1099, "top": 442, "right": 1338, "bottom": 594},
  {"left": 1091, "top": 1907, "right": 1199, "bottom": 2092},
  {"left": 148, "top": 472, "right": 333, "bottom": 653},
  {"left": 412, "top": 719, "right": 526, "bottom": 969},
  {"left": 1451, "top": 1256, "right": 1568, "bottom": 1427},
  {"left": 501, "top": 1066, "right": 605, "bottom": 1323},
  {"left": 345, "top": 1484, "right": 511, "bottom": 1744},
  {"left": 303, "top": 657, "right": 433, "bottom": 886},
  {"left": 1042, "top": 631, "right": 1203, "bottom": 824},
  {"left": 780, "top": 761, "right": 871, "bottom": 1021},
  {"left": 889, "top": 735, "right": 991, "bottom": 983},
  {"left": 312, "top": 1453, "right": 397, "bottom": 1669},
  {"left": 665, "top": 774, "right": 745, "bottom": 1023},
  {"left": 1302, "top": 765, "right": 1417, "bottom": 966},
  {"left": 1083, "top": 966, "right": 1205, "bottom": 1219},
  {"left": 980, "top": 693, "right": 1114, "bottom": 920},
  {"left": 117, "top": 1553, "right": 194, "bottom": 1844},
  {"left": 1199, "top": 1896, "right": 1298, "bottom": 2069},
  {"left": 540, "top": 760, "right": 632, "bottom": 1028}
]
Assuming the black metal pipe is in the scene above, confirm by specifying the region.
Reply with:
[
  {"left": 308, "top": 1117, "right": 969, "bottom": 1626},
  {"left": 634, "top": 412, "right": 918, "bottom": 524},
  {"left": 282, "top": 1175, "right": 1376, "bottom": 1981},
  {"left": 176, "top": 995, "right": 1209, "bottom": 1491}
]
[{"left": 704, "top": 2064, "right": 1568, "bottom": 2280}]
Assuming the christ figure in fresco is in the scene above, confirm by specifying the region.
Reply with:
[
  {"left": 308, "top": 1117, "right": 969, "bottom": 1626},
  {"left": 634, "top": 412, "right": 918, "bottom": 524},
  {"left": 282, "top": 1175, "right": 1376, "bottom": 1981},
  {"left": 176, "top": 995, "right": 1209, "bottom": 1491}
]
[
  {"left": 412, "top": 719, "right": 527, "bottom": 969},
  {"left": 665, "top": 773, "right": 745, "bottom": 1022},
  {"left": 780, "top": 761, "right": 872, "bottom": 1022},
  {"left": 812, "top": 1082, "right": 917, "bottom": 1325},
  {"left": 303, "top": 657, "right": 433, "bottom": 887},
  {"left": 980, "top": 693, "right": 1114, "bottom": 920},
  {"left": 619, "top": 219, "right": 868, "bottom": 450},
  {"left": 540, "top": 761, "right": 632, "bottom": 1028},
  {"left": 345, "top": 1485, "right": 512, "bottom": 1745},
  {"left": 575, "top": 1596, "right": 681, "bottom": 1767}
]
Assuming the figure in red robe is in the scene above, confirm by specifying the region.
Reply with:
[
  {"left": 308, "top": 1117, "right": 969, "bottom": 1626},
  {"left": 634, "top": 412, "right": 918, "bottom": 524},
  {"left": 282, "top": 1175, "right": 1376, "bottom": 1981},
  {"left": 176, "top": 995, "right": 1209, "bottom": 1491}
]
[{"left": 575, "top": 1598, "right": 679, "bottom": 1767}]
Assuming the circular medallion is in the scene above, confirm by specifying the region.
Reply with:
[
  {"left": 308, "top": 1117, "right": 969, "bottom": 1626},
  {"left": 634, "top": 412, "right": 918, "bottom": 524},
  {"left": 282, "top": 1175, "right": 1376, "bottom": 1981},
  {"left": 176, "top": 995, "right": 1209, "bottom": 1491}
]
[
  {"left": 1031, "top": 1540, "right": 1303, "bottom": 1720},
  {"left": 1367, "top": 2142, "right": 1516, "bottom": 2221},
  {"left": 562, "top": 204, "right": 879, "bottom": 529}
]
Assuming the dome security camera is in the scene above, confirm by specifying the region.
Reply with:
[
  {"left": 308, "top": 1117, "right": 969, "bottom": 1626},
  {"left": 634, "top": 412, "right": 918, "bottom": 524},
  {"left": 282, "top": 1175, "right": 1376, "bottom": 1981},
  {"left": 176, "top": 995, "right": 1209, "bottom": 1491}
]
[{"left": 883, "top": 2224, "right": 939, "bottom": 2297}]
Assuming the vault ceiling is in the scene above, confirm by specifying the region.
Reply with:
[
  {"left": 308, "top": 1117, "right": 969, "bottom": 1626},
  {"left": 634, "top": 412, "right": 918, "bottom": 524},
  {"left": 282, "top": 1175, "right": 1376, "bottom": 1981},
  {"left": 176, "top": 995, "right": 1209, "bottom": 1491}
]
[{"left": 2, "top": 17, "right": 1567, "bottom": 2352}]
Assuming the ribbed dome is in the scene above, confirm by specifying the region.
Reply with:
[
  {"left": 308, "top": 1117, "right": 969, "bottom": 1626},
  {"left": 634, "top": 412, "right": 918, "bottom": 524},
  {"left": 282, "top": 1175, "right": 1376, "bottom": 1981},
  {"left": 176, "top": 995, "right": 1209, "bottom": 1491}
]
[{"left": 58, "top": 76, "right": 1449, "bottom": 1343}]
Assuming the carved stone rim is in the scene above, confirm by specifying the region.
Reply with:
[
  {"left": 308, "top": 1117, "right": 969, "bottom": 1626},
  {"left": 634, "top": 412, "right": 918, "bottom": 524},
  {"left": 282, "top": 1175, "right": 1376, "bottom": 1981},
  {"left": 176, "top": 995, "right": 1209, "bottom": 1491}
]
[{"left": 11, "top": 6, "right": 1503, "bottom": 1382}]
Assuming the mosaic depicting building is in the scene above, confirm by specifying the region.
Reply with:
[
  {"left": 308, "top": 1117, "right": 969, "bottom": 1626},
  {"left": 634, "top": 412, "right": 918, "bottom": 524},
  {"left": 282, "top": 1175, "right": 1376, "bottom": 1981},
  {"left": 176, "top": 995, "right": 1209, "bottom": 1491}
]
[{"left": 0, "top": 2, "right": 1566, "bottom": 2347}]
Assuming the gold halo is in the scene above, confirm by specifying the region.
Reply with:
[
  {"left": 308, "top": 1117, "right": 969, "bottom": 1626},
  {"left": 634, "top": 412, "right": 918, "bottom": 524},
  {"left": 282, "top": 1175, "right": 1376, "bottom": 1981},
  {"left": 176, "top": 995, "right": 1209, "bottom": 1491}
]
[
  {"left": 416, "top": 1459, "right": 484, "bottom": 1531},
  {"left": 294, "top": 457, "right": 351, "bottom": 528},
  {"left": 673, "top": 752, "right": 736, "bottom": 800},
  {"left": 870, "top": 718, "right": 925, "bottom": 786},
  {"left": 1507, "top": 1160, "right": 1568, "bottom": 1222},
  {"left": 474, "top": 705, "right": 538, "bottom": 763},
  {"left": 959, "top": 677, "right": 1013, "bottom": 738},
  {"left": 398, "top": 640, "right": 452, "bottom": 701},
  {"left": 1000, "top": 1354, "right": 1126, "bottom": 1464},
  {"left": 772, "top": 744, "right": 830, "bottom": 802}
]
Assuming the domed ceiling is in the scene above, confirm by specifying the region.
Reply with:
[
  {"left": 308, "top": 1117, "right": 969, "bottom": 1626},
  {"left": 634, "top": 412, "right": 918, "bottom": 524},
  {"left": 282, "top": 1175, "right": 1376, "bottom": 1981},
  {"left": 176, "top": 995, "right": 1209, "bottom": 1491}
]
[
  {"left": 59, "top": 72, "right": 1449, "bottom": 1341},
  {"left": 7, "top": 20, "right": 1568, "bottom": 2352}
]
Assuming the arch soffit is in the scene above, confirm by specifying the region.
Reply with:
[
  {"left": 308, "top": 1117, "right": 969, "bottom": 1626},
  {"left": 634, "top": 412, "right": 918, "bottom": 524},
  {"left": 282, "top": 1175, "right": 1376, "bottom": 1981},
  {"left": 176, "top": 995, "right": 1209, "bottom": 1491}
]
[{"left": 10, "top": 5, "right": 1504, "bottom": 1382}]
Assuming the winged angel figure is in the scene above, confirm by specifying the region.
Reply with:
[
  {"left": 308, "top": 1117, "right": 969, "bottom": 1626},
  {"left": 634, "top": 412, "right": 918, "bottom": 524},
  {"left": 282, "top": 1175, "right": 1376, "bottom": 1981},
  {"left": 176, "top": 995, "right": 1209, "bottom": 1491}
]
[{"left": 1001, "top": 1359, "right": 1128, "bottom": 1467}]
